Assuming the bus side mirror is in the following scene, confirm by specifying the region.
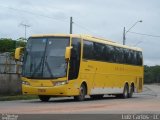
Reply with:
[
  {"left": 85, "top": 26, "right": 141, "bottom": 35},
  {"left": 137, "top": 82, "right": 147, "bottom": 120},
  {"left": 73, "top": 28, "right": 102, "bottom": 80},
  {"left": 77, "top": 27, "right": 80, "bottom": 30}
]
[
  {"left": 15, "top": 47, "right": 24, "bottom": 61},
  {"left": 65, "top": 46, "right": 72, "bottom": 60}
]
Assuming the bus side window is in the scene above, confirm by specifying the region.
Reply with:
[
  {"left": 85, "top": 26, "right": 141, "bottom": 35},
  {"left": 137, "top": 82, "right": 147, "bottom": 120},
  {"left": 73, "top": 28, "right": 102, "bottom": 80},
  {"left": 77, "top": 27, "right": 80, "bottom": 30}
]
[
  {"left": 93, "top": 42, "right": 105, "bottom": 61},
  {"left": 108, "top": 45, "right": 115, "bottom": 62},
  {"left": 137, "top": 52, "right": 143, "bottom": 66},
  {"left": 83, "top": 40, "right": 94, "bottom": 60},
  {"left": 69, "top": 38, "right": 81, "bottom": 80},
  {"left": 133, "top": 51, "right": 137, "bottom": 65},
  {"left": 119, "top": 47, "right": 124, "bottom": 63}
]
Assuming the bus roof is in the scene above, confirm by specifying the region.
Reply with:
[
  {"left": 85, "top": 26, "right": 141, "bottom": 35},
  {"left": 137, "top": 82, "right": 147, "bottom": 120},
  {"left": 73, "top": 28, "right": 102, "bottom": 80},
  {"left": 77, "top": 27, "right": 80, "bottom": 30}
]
[{"left": 31, "top": 34, "right": 142, "bottom": 52}]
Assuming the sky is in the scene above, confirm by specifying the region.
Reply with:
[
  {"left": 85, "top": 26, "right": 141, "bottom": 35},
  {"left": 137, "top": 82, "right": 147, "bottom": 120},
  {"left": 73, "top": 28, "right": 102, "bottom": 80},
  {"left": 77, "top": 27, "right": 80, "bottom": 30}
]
[{"left": 0, "top": 0, "right": 160, "bottom": 66}]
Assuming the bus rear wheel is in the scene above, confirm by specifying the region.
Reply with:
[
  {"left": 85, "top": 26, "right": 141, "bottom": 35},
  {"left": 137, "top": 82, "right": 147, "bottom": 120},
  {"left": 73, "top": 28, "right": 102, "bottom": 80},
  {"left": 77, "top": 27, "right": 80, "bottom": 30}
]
[
  {"left": 116, "top": 84, "right": 129, "bottom": 99},
  {"left": 38, "top": 95, "right": 50, "bottom": 102},
  {"left": 128, "top": 84, "right": 134, "bottom": 98},
  {"left": 122, "top": 84, "right": 129, "bottom": 99},
  {"left": 74, "top": 84, "right": 86, "bottom": 101}
]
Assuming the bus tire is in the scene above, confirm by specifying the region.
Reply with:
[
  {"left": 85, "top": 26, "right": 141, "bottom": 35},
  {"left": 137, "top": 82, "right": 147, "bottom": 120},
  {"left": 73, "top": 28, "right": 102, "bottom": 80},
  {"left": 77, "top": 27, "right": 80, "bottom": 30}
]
[
  {"left": 38, "top": 95, "right": 50, "bottom": 102},
  {"left": 90, "top": 95, "right": 104, "bottom": 99},
  {"left": 128, "top": 84, "right": 134, "bottom": 98},
  {"left": 122, "top": 84, "right": 129, "bottom": 99},
  {"left": 116, "top": 84, "right": 129, "bottom": 99},
  {"left": 74, "top": 84, "right": 86, "bottom": 101}
]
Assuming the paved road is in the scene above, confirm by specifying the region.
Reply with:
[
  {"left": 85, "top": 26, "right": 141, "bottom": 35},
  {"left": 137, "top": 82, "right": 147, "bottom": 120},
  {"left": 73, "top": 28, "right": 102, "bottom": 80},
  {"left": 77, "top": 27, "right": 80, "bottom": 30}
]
[{"left": 0, "top": 85, "right": 160, "bottom": 114}]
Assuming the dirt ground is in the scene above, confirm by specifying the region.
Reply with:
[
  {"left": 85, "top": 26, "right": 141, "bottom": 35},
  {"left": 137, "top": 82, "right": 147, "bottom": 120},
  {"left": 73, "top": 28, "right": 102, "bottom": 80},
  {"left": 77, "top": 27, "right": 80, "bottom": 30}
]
[{"left": 0, "top": 85, "right": 160, "bottom": 114}]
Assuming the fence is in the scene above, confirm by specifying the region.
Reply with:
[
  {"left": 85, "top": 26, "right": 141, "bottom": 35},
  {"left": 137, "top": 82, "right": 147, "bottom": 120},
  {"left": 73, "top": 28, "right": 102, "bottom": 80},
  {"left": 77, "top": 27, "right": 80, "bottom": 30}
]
[
  {"left": 0, "top": 52, "right": 22, "bottom": 74},
  {"left": 0, "top": 53, "right": 22, "bottom": 95}
]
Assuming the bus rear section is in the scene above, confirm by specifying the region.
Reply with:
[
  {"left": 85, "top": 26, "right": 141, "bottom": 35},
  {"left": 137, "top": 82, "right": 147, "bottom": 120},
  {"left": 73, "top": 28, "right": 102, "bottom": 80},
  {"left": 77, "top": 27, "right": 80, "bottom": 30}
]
[{"left": 80, "top": 37, "right": 143, "bottom": 99}]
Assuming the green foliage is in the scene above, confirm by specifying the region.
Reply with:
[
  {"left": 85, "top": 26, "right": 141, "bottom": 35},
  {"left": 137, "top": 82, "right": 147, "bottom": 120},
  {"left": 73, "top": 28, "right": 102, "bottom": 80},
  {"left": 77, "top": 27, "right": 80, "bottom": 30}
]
[
  {"left": 16, "top": 37, "right": 26, "bottom": 47},
  {"left": 0, "top": 38, "right": 26, "bottom": 53},
  {"left": 144, "top": 65, "right": 160, "bottom": 84},
  {"left": 0, "top": 38, "right": 16, "bottom": 52}
]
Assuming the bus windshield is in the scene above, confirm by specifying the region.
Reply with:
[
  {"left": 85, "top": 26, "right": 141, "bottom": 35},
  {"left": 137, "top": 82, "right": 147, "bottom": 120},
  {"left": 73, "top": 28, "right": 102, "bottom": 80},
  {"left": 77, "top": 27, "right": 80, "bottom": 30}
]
[{"left": 22, "top": 37, "right": 70, "bottom": 79}]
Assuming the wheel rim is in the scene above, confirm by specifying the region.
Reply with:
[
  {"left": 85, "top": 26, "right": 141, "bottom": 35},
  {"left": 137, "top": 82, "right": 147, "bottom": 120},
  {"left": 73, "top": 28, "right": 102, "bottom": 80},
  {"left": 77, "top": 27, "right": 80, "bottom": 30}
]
[
  {"left": 79, "top": 85, "right": 86, "bottom": 100},
  {"left": 125, "top": 88, "right": 128, "bottom": 97},
  {"left": 130, "top": 86, "right": 133, "bottom": 97},
  {"left": 80, "top": 86, "right": 84, "bottom": 97},
  {"left": 74, "top": 84, "right": 86, "bottom": 101},
  {"left": 124, "top": 86, "right": 128, "bottom": 98}
]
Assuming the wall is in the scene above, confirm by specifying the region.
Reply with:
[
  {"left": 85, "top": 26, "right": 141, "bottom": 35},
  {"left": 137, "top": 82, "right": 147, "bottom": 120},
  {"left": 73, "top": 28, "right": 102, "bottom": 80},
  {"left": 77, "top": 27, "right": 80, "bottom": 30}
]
[
  {"left": 0, "top": 53, "right": 22, "bottom": 95},
  {"left": 0, "top": 74, "right": 22, "bottom": 95}
]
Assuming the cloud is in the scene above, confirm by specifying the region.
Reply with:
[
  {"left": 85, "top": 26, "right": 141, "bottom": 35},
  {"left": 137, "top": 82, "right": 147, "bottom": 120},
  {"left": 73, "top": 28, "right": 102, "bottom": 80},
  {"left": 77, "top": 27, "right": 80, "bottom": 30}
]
[{"left": 0, "top": 0, "right": 160, "bottom": 66}]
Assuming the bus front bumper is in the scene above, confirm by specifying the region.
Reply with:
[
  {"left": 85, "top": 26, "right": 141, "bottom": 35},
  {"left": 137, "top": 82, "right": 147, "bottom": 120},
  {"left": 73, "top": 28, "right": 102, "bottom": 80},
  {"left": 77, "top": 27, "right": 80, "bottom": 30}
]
[{"left": 22, "top": 84, "right": 79, "bottom": 96}]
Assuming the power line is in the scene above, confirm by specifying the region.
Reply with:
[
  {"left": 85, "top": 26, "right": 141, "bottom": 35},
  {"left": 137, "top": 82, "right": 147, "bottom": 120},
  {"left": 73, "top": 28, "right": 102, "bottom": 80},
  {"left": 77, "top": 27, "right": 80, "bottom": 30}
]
[
  {"left": 0, "top": 5, "right": 107, "bottom": 38},
  {"left": 128, "top": 31, "right": 160, "bottom": 38},
  {"left": 1, "top": 5, "right": 160, "bottom": 40},
  {"left": 74, "top": 22, "right": 106, "bottom": 38},
  {"left": 0, "top": 5, "right": 99, "bottom": 35},
  {"left": 133, "top": 41, "right": 142, "bottom": 47},
  {"left": 0, "top": 5, "right": 104, "bottom": 36},
  {"left": 0, "top": 5, "right": 68, "bottom": 23},
  {"left": 74, "top": 23, "right": 94, "bottom": 34}
]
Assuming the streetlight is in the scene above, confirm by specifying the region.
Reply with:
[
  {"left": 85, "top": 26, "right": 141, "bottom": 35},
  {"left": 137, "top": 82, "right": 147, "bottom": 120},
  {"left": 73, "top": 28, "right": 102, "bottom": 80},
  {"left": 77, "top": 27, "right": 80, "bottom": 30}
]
[{"left": 123, "top": 20, "right": 142, "bottom": 45}]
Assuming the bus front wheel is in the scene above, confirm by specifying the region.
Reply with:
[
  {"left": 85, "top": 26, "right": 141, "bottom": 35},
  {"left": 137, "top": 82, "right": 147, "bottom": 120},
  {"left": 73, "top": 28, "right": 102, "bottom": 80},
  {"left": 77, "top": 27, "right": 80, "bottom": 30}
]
[
  {"left": 38, "top": 95, "right": 50, "bottom": 102},
  {"left": 74, "top": 84, "right": 86, "bottom": 101}
]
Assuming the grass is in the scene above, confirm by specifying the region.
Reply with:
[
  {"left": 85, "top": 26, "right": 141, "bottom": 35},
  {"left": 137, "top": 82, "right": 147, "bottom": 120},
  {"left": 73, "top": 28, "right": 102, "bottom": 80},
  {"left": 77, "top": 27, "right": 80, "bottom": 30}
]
[{"left": 0, "top": 95, "right": 38, "bottom": 101}]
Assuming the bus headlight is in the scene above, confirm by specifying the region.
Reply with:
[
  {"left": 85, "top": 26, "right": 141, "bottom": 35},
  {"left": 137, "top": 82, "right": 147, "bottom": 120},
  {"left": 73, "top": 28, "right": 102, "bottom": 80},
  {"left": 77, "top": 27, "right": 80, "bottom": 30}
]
[
  {"left": 22, "top": 81, "right": 30, "bottom": 86},
  {"left": 54, "top": 81, "right": 68, "bottom": 86}
]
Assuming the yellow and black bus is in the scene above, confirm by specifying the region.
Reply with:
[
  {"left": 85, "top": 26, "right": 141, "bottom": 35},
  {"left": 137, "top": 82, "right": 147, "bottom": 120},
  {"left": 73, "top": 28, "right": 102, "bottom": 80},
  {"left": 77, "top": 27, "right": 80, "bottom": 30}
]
[{"left": 15, "top": 34, "right": 143, "bottom": 101}]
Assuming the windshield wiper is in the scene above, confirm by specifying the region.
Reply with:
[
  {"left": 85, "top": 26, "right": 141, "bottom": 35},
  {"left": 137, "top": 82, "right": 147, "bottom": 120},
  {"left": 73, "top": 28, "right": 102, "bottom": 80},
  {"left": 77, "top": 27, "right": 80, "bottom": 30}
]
[
  {"left": 31, "top": 40, "right": 55, "bottom": 78},
  {"left": 31, "top": 56, "right": 44, "bottom": 77},
  {"left": 44, "top": 58, "right": 54, "bottom": 78}
]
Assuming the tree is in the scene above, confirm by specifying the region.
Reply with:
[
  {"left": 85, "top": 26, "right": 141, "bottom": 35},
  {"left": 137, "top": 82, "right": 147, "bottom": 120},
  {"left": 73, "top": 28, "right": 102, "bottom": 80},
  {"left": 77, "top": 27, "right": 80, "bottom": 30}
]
[
  {"left": 0, "top": 38, "right": 16, "bottom": 52},
  {"left": 16, "top": 37, "right": 26, "bottom": 48},
  {"left": 144, "top": 65, "right": 160, "bottom": 84}
]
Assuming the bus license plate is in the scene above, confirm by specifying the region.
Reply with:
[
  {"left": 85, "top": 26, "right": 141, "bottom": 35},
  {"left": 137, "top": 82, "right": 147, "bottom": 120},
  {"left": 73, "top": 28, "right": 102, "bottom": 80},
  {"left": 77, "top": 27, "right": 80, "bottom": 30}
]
[{"left": 38, "top": 89, "right": 46, "bottom": 93}]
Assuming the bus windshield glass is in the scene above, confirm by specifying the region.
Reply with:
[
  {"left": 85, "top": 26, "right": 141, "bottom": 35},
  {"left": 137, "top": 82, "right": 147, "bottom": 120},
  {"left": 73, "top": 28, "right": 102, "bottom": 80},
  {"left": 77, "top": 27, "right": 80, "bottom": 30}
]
[{"left": 22, "top": 37, "right": 70, "bottom": 79}]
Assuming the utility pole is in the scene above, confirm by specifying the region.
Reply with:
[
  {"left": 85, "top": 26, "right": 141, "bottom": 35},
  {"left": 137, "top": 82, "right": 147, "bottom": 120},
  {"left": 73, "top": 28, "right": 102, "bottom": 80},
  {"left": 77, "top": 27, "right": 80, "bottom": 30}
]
[
  {"left": 123, "top": 27, "right": 126, "bottom": 45},
  {"left": 70, "top": 17, "right": 73, "bottom": 34},
  {"left": 20, "top": 23, "right": 30, "bottom": 40}
]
